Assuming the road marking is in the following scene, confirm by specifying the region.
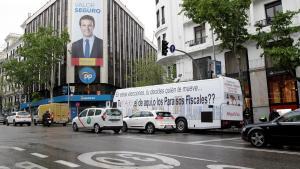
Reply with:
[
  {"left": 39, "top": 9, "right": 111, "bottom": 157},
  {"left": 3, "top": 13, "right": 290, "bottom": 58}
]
[
  {"left": 78, "top": 151, "right": 180, "bottom": 169},
  {"left": 119, "top": 136, "right": 300, "bottom": 156},
  {"left": 31, "top": 153, "right": 48, "bottom": 158},
  {"left": 195, "top": 143, "right": 300, "bottom": 156},
  {"left": 12, "top": 147, "right": 25, "bottom": 151},
  {"left": 119, "top": 136, "right": 186, "bottom": 144},
  {"left": 157, "top": 153, "right": 218, "bottom": 163},
  {"left": 187, "top": 137, "right": 240, "bottom": 144},
  {"left": 54, "top": 160, "right": 80, "bottom": 168}
]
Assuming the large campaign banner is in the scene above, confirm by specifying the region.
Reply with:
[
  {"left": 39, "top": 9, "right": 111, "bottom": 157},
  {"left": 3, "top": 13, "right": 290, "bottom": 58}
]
[{"left": 71, "top": 0, "right": 104, "bottom": 66}]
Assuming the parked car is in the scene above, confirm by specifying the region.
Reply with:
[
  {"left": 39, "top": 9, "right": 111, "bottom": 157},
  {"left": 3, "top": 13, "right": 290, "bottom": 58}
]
[
  {"left": 242, "top": 109, "right": 300, "bottom": 148},
  {"left": 72, "top": 108, "right": 123, "bottom": 134},
  {"left": 6, "top": 111, "right": 32, "bottom": 126},
  {"left": 122, "top": 110, "right": 176, "bottom": 134}
]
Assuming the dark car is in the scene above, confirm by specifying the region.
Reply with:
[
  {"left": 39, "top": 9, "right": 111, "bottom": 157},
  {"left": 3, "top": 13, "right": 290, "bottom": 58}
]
[{"left": 242, "top": 109, "right": 300, "bottom": 148}]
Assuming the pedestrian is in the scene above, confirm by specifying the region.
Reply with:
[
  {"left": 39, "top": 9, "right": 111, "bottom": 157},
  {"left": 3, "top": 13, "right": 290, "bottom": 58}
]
[
  {"left": 243, "top": 107, "right": 252, "bottom": 125},
  {"left": 269, "top": 109, "right": 280, "bottom": 121}
]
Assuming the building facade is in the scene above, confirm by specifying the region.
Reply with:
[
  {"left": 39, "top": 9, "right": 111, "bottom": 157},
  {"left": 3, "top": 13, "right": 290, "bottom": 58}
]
[
  {"left": 1, "top": 0, "right": 156, "bottom": 117},
  {"left": 155, "top": 0, "right": 300, "bottom": 122},
  {"left": 0, "top": 34, "right": 22, "bottom": 113}
]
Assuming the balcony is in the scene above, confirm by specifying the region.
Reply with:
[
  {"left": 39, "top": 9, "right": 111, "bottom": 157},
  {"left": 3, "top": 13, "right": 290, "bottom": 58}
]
[
  {"left": 162, "top": 18, "right": 165, "bottom": 25},
  {"left": 255, "top": 18, "right": 272, "bottom": 27},
  {"left": 185, "top": 36, "right": 207, "bottom": 47}
]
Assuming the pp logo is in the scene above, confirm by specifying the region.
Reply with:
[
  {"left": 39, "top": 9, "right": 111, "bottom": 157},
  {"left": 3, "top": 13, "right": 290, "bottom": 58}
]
[
  {"left": 79, "top": 67, "right": 96, "bottom": 84},
  {"left": 78, "top": 151, "right": 180, "bottom": 169}
]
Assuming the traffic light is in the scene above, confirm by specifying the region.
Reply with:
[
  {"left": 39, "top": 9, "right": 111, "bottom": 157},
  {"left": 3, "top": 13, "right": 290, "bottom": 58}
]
[{"left": 162, "top": 40, "right": 169, "bottom": 56}]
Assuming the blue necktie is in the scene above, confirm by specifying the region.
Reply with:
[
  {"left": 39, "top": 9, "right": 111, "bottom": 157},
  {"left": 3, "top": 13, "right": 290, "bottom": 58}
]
[{"left": 84, "top": 39, "right": 90, "bottom": 58}]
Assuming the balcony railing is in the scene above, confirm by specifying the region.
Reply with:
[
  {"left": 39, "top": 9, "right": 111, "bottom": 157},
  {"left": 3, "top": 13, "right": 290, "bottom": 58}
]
[
  {"left": 185, "top": 36, "right": 207, "bottom": 47},
  {"left": 255, "top": 18, "right": 273, "bottom": 27}
]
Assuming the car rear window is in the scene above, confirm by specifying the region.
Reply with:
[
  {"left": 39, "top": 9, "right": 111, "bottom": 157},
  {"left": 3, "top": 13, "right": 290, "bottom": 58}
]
[
  {"left": 156, "top": 112, "right": 172, "bottom": 117},
  {"left": 18, "top": 112, "right": 29, "bottom": 115},
  {"left": 106, "top": 109, "right": 122, "bottom": 116}
]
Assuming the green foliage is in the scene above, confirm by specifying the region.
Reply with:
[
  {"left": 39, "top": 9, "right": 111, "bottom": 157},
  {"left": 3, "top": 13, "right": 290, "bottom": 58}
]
[
  {"left": 31, "top": 92, "right": 42, "bottom": 103},
  {"left": 251, "top": 10, "right": 300, "bottom": 76},
  {"left": 3, "top": 27, "right": 70, "bottom": 97},
  {"left": 132, "top": 56, "right": 169, "bottom": 87},
  {"left": 181, "top": 0, "right": 251, "bottom": 51}
]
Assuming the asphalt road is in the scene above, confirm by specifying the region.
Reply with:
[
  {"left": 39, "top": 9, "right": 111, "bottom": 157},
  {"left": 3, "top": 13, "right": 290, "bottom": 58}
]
[{"left": 0, "top": 124, "right": 299, "bottom": 169}]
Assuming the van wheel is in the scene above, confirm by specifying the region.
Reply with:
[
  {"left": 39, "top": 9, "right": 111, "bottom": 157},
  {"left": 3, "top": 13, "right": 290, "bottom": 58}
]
[
  {"left": 114, "top": 129, "right": 121, "bottom": 134},
  {"left": 176, "top": 119, "right": 187, "bottom": 133},
  {"left": 145, "top": 123, "right": 155, "bottom": 134},
  {"left": 94, "top": 124, "right": 101, "bottom": 134},
  {"left": 72, "top": 123, "right": 78, "bottom": 132},
  {"left": 250, "top": 130, "right": 266, "bottom": 148},
  {"left": 122, "top": 122, "right": 128, "bottom": 132}
]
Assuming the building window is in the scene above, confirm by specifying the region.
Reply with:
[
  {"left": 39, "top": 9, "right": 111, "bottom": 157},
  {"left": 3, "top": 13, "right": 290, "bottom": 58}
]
[
  {"left": 268, "top": 75, "right": 297, "bottom": 104},
  {"left": 194, "top": 24, "right": 206, "bottom": 45},
  {"left": 156, "top": 10, "right": 160, "bottom": 27},
  {"left": 157, "top": 37, "right": 161, "bottom": 51},
  {"left": 168, "top": 64, "right": 176, "bottom": 79},
  {"left": 161, "top": 6, "right": 165, "bottom": 25},
  {"left": 265, "top": 0, "right": 282, "bottom": 25}
]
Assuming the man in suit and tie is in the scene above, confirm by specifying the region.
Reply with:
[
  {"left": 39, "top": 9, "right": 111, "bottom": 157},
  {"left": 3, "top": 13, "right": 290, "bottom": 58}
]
[{"left": 72, "top": 15, "right": 103, "bottom": 58}]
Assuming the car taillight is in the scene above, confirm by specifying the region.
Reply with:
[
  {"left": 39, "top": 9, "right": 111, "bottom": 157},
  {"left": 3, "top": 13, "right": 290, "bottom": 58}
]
[
  {"left": 155, "top": 116, "right": 163, "bottom": 120},
  {"left": 102, "top": 113, "right": 107, "bottom": 121}
]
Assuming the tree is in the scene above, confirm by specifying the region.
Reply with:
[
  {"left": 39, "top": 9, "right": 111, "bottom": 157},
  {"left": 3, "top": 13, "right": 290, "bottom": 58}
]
[
  {"left": 181, "top": 0, "right": 251, "bottom": 81},
  {"left": 251, "top": 10, "right": 300, "bottom": 80},
  {"left": 132, "top": 56, "right": 172, "bottom": 87},
  {"left": 3, "top": 27, "right": 70, "bottom": 101}
]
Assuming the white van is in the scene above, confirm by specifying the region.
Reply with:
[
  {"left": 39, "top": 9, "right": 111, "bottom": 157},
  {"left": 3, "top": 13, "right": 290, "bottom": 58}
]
[
  {"left": 72, "top": 108, "right": 123, "bottom": 134},
  {"left": 113, "top": 76, "right": 243, "bottom": 132}
]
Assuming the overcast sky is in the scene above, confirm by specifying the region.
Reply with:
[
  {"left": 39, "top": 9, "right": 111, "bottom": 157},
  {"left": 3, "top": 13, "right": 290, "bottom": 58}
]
[{"left": 0, "top": 0, "right": 156, "bottom": 48}]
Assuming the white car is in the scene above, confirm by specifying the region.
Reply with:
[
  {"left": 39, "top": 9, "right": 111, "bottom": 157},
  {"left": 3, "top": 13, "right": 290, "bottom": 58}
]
[
  {"left": 72, "top": 108, "right": 123, "bottom": 134},
  {"left": 122, "top": 110, "right": 176, "bottom": 134},
  {"left": 6, "top": 111, "right": 32, "bottom": 126}
]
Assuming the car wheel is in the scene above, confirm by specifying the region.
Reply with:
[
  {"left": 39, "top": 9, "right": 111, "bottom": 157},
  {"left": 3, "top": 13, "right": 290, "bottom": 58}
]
[
  {"left": 28, "top": 123, "right": 31, "bottom": 126},
  {"left": 34, "top": 120, "right": 37, "bottom": 126},
  {"left": 250, "top": 130, "right": 266, "bottom": 148},
  {"left": 114, "top": 129, "right": 121, "bottom": 134},
  {"left": 6, "top": 121, "right": 9, "bottom": 126},
  {"left": 63, "top": 123, "right": 67, "bottom": 127},
  {"left": 94, "top": 124, "right": 101, "bottom": 134},
  {"left": 145, "top": 123, "right": 155, "bottom": 134},
  {"left": 13, "top": 120, "right": 16, "bottom": 126},
  {"left": 176, "top": 119, "right": 187, "bottom": 133},
  {"left": 72, "top": 123, "right": 78, "bottom": 132},
  {"left": 122, "top": 122, "right": 128, "bottom": 132}
]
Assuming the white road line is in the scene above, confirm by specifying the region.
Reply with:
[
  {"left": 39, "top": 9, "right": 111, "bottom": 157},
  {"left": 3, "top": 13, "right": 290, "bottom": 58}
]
[
  {"left": 157, "top": 153, "right": 218, "bottom": 163},
  {"left": 31, "top": 153, "right": 48, "bottom": 158},
  {"left": 12, "top": 147, "right": 25, "bottom": 151},
  {"left": 187, "top": 137, "right": 241, "bottom": 144},
  {"left": 119, "top": 136, "right": 300, "bottom": 156},
  {"left": 54, "top": 160, "right": 80, "bottom": 168},
  {"left": 119, "top": 136, "right": 185, "bottom": 144},
  {"left": 195, "top": 143, "right": 300, "bottom": 156}
]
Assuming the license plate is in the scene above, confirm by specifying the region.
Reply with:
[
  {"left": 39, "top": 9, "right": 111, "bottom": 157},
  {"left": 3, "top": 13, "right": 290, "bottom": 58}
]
[{"left": 165, "top": 125, "right": 173, "bottom": 129}]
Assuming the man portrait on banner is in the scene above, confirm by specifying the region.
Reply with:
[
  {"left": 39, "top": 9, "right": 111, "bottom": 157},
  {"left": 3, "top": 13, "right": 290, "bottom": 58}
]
[{"left": 72, "top": 15, "right": 103, "bottom": 59}]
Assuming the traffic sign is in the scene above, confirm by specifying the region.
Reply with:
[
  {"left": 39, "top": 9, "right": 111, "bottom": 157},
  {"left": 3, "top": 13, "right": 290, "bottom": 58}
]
[{"left": 170, "top": 45, "right": 176, "bottom": 53}]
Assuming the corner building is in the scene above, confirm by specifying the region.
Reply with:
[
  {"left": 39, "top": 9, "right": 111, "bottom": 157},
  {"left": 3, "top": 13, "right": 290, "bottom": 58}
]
[
  {"left": 155, "top": 0, "right": 300, "bottom": 122},
  {"left": 21, "top": 0, "right": 156, "bottom": 118}
]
